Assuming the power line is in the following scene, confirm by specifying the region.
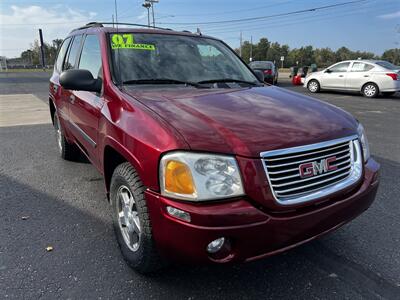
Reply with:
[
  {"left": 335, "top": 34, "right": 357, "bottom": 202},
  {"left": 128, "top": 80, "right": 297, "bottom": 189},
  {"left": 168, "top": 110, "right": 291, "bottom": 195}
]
[{"left": 157, "top": 0, "right": 367, "bottom": 25}]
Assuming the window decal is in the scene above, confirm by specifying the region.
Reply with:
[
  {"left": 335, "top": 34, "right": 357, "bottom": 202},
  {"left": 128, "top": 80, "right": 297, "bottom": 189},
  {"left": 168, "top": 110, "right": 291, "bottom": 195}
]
[{"left": 111, "top": 34, "right": 155, "bottom": 50}]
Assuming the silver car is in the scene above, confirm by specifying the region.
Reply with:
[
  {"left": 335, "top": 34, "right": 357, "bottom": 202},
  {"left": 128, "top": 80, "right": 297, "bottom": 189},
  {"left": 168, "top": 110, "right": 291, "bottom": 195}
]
[{"left": 304, "top": 60, "right": 400, "bottom": 98}]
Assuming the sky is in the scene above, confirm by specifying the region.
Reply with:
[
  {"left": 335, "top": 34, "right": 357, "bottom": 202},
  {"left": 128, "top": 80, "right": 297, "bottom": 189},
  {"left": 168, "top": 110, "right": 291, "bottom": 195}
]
[{"left": 0, "top": 0, "right": 399, "bottom": 58}]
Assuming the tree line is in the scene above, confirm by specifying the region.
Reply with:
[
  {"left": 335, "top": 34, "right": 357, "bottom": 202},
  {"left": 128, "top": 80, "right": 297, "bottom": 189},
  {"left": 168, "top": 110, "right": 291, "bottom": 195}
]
[
  {"left": 11, "top": 37, "right": 400, "bottom": 68},
  {"left": 235, "top": 37, "right": 400, "bottom": 68}
]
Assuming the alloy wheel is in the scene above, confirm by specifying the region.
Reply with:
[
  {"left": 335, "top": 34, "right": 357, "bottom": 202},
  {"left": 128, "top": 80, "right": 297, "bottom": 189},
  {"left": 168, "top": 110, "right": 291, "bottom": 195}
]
[
  {"left": 54, "top": 115, "right": 63, "bottom": 154},
  {"left": 116, "top": 185, "right": 141, "bottom": 252}
]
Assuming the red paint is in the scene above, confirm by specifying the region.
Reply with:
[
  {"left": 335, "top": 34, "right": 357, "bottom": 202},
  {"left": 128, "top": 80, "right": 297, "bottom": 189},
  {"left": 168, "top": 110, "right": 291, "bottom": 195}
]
[{"left": 49, "top": 26, "right": 380, "bottom": 265}]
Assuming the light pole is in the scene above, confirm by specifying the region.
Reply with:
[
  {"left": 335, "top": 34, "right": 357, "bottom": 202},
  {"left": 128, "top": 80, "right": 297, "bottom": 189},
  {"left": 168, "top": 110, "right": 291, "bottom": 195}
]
[
  {"left": 142, "top": 2, "right": 151, "bottom": 27},
  {"left": 145, "top": 0, "right": 159, "bottom": 27}
]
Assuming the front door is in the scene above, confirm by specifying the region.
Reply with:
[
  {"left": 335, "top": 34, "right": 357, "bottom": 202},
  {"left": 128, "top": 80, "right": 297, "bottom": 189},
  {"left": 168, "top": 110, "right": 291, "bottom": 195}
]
[
  {"left": 68, "top": 34, "right": 104, "bottom": 165},
  {"left": 321, "top": 62, "right": 350, "bottom": 89}
]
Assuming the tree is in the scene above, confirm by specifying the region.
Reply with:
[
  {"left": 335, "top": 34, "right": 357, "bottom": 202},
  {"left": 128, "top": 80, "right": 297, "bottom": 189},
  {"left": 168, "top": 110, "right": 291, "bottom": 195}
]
[{"left": 382, "top": 48, "right": 400, "bottom": 65}]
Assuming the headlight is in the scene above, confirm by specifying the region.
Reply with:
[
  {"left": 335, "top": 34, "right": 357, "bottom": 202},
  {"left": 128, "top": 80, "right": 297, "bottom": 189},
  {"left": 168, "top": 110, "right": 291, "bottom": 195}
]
[
  {"left": 160, "top": 152, "right": 245, "bottom": 201},
  {"left": 357, "top": 123, "right": 370, "bottom": 162}
]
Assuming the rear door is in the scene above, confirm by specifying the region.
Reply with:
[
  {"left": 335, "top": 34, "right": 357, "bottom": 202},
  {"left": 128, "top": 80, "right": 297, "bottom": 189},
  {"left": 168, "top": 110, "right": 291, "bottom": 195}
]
[
  {"left": 68, "top": 34, "right": 104, "bottom": 164},
  {"left": 345, "top": 62, "right": 375, "bottom": 90},
  {"left": 321, "top": 62, "right": 350, "bottom": 89}
]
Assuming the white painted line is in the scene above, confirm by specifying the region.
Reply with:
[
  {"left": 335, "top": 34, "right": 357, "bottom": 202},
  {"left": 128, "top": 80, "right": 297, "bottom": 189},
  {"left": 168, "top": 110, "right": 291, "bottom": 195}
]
[{"left": 0, "top": 94, "right": 51, "bottom": 127}]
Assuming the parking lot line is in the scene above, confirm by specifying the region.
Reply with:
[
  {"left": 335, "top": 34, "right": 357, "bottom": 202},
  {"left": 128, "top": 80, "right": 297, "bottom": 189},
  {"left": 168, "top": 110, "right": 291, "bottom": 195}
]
[{"left": 0, "top": 94, "right": 51, "bottom": 127}]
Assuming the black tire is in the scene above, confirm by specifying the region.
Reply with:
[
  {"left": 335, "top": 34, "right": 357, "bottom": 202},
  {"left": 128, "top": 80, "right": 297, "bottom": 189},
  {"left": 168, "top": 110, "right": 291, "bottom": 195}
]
[
  {"left": 53, "top": 113, "right": 80, "bottom": 161},
  {"left": 362, "top": 83, "right": 379, "bottom": 98},
  {"left": 110, "top": 162, "right": 165, "bottom": 274},
  {"left": 307, "top": 80, "right": 320, "bottom": 93},
  {"left": 382, "top": 91, "right": 396, "bottom": 97}
]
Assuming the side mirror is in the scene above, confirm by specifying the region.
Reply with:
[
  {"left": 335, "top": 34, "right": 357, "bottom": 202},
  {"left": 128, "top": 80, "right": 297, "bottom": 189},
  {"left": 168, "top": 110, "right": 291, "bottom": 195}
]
[
  {"left": 60, "top": 69, "right": 102, "bottom": 93},
  {"left": 253, "top": 70, "right": 265, "bottom": 83},
  {"left": 325, "top": 69, "right": 332, "bottom": 73}
]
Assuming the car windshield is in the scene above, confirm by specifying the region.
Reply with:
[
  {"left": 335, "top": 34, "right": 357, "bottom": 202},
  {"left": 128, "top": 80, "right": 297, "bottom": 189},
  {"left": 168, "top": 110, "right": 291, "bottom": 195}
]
[
  {"left": 109, "top": 32, "right": 258, "bottom": 86},
  {"left": 375, "top": 61, "right": 399, "bottom": 70},
  {"left": 249, "top": 61, "right": 273, "bottom": 69}
]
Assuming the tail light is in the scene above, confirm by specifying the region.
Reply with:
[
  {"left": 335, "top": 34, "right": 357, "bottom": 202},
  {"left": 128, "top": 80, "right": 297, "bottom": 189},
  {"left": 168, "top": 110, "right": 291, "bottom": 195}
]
[
  {"left": 386, "top": 73, "right": 398, "bottom": 80},
  {"left": 263, "top": 69, "right": 272, "bottom": 75}
]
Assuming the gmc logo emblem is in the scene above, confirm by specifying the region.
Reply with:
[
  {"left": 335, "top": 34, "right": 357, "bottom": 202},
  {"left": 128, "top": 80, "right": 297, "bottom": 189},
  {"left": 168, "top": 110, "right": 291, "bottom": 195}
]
[{"left": 299, "top": 156, "right": 337, "bottom": 178}]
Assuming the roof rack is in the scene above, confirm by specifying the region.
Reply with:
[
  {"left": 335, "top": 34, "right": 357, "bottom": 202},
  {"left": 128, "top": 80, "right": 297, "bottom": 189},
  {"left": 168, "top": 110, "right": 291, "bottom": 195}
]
[{"left": 71, "top": 22, "right": 173, "bottom": 32}]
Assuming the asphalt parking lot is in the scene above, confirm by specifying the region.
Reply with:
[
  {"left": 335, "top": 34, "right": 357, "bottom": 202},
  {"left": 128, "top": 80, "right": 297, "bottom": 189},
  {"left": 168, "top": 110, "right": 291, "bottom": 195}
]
[{"left": 1, "top": 71, "right": 399, "bottom": 299}]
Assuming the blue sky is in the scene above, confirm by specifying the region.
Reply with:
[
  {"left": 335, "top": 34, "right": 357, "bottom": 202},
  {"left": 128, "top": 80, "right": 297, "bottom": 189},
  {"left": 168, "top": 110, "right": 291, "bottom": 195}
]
[{"left": 0, "top": 0, "right": 399, "bottom": 58}]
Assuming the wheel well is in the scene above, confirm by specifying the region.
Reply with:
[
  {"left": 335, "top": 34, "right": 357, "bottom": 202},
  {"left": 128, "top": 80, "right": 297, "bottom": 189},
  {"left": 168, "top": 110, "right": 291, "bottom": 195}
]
[
  {"left": 49, "top": 99, "right": 56, "bottom": 125},
  {"left": 103, "top": 145, "right": 128, "bottom": 198}
]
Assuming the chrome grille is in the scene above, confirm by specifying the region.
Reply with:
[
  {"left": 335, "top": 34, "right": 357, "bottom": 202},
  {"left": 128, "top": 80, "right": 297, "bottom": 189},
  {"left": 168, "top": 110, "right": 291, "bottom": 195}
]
[{"left": 261, "top": 135, "right": 363, "bottom": 205}]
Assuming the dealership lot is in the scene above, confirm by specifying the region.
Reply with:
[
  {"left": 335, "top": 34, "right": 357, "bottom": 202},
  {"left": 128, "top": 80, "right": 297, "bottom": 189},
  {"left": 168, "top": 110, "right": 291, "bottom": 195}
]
[{"left": 0, "top": 71, "right": 399, "bottom": 299}]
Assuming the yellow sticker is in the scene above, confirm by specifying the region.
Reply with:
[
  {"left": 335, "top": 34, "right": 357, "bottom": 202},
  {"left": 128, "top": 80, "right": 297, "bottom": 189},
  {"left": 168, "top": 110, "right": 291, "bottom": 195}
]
[{"left": 111, "top": 34, "right": 155, "bottom": 51}]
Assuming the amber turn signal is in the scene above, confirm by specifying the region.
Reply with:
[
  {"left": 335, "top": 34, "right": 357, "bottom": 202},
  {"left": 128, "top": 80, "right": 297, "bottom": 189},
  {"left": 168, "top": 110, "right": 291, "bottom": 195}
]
[{"left": 165, "top": 160, "right": 196, "bottom": 195}]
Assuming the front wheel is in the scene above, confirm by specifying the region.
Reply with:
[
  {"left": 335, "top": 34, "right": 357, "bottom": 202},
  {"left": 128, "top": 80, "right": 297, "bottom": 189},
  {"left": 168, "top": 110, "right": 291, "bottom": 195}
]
[
  {"left": 110, "top": 162, "right": 165, "bottom": 273},
  {"left": 307, "top": 80, "right": 320, "bottom": 93},
  {"left": 362, "top": 83, "right": 379, "bottom": 98}
]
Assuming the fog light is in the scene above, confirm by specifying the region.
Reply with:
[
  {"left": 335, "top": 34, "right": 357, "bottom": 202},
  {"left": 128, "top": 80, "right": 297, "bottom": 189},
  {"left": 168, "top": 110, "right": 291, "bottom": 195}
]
[
  {"left": 207, "top": 237, "right": 225, "bottom": 253},
  {"left": 166, "top": 206, "right": 191, "bottom": 222}
]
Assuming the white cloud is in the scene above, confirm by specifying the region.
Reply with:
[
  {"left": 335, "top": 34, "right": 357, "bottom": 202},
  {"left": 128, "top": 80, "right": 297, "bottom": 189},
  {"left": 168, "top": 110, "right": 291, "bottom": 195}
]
[
  {"left": 0, "top": 5, "right": 97, "bottom": 58},
  {"left": 378, "top": 10, "right": 400, "bottom": 20}
]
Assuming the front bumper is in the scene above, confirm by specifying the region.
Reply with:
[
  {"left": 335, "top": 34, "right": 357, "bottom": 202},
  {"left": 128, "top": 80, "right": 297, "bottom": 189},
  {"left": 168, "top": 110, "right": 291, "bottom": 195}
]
[{"left": 145, "top": 158, "right": 379, "bottom": 264}]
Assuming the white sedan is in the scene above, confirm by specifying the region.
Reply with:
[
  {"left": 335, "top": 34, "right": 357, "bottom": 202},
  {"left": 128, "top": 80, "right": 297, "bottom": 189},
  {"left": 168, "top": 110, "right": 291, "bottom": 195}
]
[{"left": 304, "top": 60, "right": 400, "bottom": 98}]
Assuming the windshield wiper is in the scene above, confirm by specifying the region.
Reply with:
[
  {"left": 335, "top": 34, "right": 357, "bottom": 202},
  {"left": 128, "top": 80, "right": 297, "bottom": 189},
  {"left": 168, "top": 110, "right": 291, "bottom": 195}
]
[
  {"left": 197, "top": 79, "right": 261, "bottom": 86},
  {"left": 122, "top": 78, "right": 202, "bottom": 88}
]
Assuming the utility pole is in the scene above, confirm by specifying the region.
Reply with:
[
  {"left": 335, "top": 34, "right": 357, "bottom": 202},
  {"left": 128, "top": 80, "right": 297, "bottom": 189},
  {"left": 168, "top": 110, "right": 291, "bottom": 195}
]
[
  {"left": 239, "top": 31, "right": 242, "bottom": 57},
  {"left": 250, "top": 35, "right": 253, "bottom": 62},
  {"left": 142, "top": 2, "right": 151, "bottom": 27},
  {"left": 38, "top": 29, "right": 46, "bottom": 70}
]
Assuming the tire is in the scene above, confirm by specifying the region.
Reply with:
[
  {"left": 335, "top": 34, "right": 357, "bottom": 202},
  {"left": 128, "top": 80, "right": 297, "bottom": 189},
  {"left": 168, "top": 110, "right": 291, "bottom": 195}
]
[
  {"left": 362, "top": 83, "right": 379, "bottom": 98},
  {"left": 307, "top": 80, "right": 320, "bottom": 93},
  {"left": 110, "top": 162, "right": 165, "bottom": 274},
  {"left": 53, "top": 113, "right": 80, "bottom": 161},
  {"left": 382, "top": 91, "right": 396, "bottom": 97}
]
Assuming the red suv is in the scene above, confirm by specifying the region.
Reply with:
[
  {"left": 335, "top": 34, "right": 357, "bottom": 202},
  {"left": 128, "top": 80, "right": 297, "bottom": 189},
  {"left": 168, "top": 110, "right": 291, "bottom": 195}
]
[{"left": 49, "top": 23, "right": 380, "bottom": 273}]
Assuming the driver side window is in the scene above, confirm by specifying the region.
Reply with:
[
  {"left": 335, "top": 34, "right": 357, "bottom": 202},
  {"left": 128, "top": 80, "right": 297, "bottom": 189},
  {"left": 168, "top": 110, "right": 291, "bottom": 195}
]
[{"left": 329, "top": 62, "right": 350, "bottom": 73}]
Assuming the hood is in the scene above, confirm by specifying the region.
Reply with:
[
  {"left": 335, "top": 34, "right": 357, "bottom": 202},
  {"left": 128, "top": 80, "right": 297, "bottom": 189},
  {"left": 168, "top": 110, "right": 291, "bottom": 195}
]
[{"left": 123, "top": 86, "right": 358, "bottom": 158}]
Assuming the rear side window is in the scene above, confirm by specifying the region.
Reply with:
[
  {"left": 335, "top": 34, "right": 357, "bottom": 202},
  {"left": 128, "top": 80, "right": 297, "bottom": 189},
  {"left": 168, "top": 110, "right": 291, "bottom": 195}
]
[
  {"left": 78, "top": 35, "right": 102, "bottom": 79},
  {"left": 64, "top": 35, "right": 83, "bottom": 70},
  {"left": 55, "top": 38, "right": 71, "bottom": 73},
  {"left": 351, "top": 62, "right": 374, "bottom": 72},
  {"left": 329, "top": 62, "right": 350, "bottom": 72}
]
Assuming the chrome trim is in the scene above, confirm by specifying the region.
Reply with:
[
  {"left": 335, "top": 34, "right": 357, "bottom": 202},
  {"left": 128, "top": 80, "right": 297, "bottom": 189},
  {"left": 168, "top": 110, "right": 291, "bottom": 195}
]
[
  {"left": 266, "top": 149, "right": 349, "bottom": 168},
  {"left": 260, "top": 135, "right": 363, "bottom": 205},
  {"left": 70, "top": 120, "right": 97, "bottom": 148}
]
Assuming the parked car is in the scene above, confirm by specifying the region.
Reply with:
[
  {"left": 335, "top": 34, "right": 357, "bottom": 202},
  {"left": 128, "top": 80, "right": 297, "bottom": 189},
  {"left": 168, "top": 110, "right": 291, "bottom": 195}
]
[
  {"left": 249, "top": 61, "right": 278, "bottom": 84},
  {"left": 304, "top": 60, "right": 400, "bottom": 97},
  {"left": 49, "top": 22, "right": 380, "bottom": 273}
]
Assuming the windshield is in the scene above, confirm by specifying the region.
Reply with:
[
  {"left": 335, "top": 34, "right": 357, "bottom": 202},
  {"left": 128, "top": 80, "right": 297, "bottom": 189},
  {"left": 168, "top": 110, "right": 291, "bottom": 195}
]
[
  {"left": 109, "top": 32, "right": 257, "bottom": 85},
  {"left": 249, "top": 61, "right": 273, "bottom": 69},
  {"left": 375, "top": 61, "right": 399, "bottom": 70}
]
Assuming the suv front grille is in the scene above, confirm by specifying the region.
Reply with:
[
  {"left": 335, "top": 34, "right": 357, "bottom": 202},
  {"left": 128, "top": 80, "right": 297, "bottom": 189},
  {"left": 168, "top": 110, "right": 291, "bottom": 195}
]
[{"left": 261, "top": 135, "right": 363, "bottom": 205}]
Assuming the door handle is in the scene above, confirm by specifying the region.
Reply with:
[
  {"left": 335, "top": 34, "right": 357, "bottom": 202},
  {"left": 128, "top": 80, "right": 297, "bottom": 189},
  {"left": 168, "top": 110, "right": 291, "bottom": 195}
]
[
  {"left": 364, "top": 75, "right": 369, "bottom": 77},
  {"left": 69, "top": 95, "right": 75, "bottom": 104},
  {"left": 338, "top": 75, "right": 344, "bottom": 78}
]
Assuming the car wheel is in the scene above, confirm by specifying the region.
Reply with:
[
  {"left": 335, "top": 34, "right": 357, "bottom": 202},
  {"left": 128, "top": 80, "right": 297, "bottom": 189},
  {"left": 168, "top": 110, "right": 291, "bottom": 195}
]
[
  {"left": 53, "top": 113, "right": 80, "bottom": 161},
  {"left": 382, "top": 92, "right": 396, "bottom": 97},
  {"left": 307, "top": 80, "right": 320, "bottom": 93},
  {"left": 110, "top": 162, "right": 165, "bottom": 274},
  {"left": 362, "top": 83, "right": 379, "bottom": 98}
]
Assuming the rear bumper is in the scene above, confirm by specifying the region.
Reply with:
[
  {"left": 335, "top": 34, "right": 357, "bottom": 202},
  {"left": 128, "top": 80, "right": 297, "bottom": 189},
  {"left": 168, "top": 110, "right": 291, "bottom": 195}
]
[
  {"left": 145, "top": 159, "right": 379, "bottom": 264},
  {"left": 379, "top": 80, "right": 400, "bottom": 92}
]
